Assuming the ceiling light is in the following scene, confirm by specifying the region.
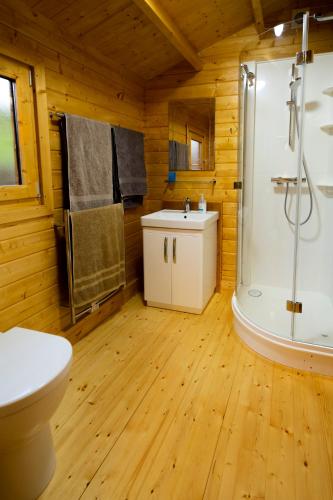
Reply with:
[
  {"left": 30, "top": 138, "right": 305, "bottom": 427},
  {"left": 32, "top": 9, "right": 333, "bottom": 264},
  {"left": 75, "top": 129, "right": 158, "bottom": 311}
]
[{"left": 274, "top": 24, "right": 284, "bottom": 37}]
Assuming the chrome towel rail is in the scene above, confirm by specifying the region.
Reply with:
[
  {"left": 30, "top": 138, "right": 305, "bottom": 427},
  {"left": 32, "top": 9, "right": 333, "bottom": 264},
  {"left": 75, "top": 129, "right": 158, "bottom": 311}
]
[
  {"left": 49, "top": 112, "right": 64, "bottom": 120},
  {"left": 55, "top": 212, "right": 123, "bottom": 325}
]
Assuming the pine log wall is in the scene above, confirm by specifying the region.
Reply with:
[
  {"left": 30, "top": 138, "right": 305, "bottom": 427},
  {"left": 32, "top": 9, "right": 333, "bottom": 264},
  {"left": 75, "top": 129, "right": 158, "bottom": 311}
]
[
  {"left": 0, "top": 1, "right": 332, "bottom": 342},
  {"left": 144, "top": 23, "right": 333, "bottom": 290},
  {"left": 0, "top": 3, "right": 146, "bottom": 342},
  {"left": 144, "top": 30, "right": 248, "bottom": 290}
]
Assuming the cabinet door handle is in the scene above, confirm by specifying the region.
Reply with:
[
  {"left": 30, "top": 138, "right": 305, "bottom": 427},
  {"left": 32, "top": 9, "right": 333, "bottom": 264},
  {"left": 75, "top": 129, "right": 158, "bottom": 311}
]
[
  {"left": 173, "top": 237, "right": 176, "bottom": 263},
  {"left": 164, "top": 237, "right": 168, "bottom": 263}
]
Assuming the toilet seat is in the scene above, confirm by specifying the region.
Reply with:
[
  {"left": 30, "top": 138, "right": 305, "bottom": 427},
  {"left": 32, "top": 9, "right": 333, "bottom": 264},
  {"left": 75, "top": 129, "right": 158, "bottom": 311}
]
[{"left": 0, "top": 327, "right": 72, "bottom": 418}]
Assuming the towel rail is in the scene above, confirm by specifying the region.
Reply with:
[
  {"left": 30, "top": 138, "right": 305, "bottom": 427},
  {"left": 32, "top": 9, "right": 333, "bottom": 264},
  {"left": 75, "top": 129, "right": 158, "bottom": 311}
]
[
  {"left": 49, "top": 112, "right": 64, "bottom": 120},
  {"left": 73, "top": 287, "right": 121, "bottom": 322},
  {"left": 64, "top": 210, "right": 75, "bottom": 324},
  {"left": 56, "top": 211, "right": 123, "bottom": 324},
  {"left": 49, "top": 111, "right": 118, "bottom": 129}
]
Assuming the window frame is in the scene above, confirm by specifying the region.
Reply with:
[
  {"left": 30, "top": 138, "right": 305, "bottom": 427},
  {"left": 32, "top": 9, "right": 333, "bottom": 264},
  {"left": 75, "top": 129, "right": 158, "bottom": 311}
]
[
  {"left": 0, "top": 52, "right": 52, "bottom": 211},
  {"left": 0, "top": 75, "right": 22, "bottom": 185}
]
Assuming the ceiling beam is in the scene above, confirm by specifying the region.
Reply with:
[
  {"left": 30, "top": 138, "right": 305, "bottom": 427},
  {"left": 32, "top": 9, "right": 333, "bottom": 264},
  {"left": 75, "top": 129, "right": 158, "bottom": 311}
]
[
  {"left": 132, "top": 0, "right": 203, "bottom": 71},
  {"left": 250, "top": 0, "right": 265, "bottom": 34}
]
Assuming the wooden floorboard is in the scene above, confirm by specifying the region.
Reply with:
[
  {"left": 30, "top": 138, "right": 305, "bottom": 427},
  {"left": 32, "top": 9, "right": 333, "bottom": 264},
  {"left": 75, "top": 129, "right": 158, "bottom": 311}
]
[{"left": 41, "top": 292, "right": 333, "bottom": 500}]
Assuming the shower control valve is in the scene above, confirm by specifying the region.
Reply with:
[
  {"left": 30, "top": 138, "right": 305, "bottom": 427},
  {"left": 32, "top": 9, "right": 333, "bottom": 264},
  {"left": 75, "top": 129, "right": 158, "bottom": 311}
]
[{"left": 271, "top": 176, "right": 306, "bottom": 185}]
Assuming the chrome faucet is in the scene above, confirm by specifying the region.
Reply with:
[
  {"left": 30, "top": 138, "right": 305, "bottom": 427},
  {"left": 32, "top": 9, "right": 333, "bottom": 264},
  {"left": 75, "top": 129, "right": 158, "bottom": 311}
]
[{"left": 184, "top": 197, "right": 191, "bottom": 213}]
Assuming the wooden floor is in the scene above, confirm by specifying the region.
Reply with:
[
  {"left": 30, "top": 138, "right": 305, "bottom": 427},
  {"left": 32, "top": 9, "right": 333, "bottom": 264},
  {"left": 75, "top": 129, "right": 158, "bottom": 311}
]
[{"left": 41, "top": 292, "right": 333, "bottom": 500}]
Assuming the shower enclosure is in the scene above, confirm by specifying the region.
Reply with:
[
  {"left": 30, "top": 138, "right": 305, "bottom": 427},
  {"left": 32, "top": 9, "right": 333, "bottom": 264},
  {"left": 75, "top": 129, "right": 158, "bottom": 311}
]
[{"left": 232, "top": 12, "right": 333, "bottom": 375}]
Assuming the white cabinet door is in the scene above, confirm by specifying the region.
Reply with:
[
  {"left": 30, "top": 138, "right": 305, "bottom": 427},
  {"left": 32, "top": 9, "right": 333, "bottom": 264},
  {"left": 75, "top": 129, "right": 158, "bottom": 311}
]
[
  {"left": 171, "top": 232, "right": 203, "bottom": 309},
  {"left": 143, "top": 229, "right": 172, "bottom": 304}
]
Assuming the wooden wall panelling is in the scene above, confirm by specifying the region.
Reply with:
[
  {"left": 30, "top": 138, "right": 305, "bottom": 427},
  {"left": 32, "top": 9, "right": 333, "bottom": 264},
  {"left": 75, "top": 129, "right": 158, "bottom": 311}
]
[
  {"left": 0, "top": 2, "right": 147, "bottom": 341},
  {"left": 144, "top": 53, "right": 239, "bottom": 289},
  {"left": 47, "top": 118, "right": 146, "bottom": 338},
  {"left": 144, "top": 22, "right": 333, "bottom": 290},
  {"left": 1, "top": 3, "right": 332, "bottom": 338}
]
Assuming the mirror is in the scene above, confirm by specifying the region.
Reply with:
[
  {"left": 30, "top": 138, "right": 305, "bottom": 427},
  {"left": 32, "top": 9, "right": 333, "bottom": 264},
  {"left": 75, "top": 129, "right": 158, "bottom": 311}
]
[{"left": 168, "top": 98, "right": 215, "bottom": 171}]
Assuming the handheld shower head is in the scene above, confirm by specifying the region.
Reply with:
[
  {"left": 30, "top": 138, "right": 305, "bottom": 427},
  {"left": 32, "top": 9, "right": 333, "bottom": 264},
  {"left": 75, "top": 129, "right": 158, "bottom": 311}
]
[
  {"left": 289, "top": 77, "right": 301, "bottom": 90},
  {"left": 289, "top": 63, "right": 301, "bottom": 90}
]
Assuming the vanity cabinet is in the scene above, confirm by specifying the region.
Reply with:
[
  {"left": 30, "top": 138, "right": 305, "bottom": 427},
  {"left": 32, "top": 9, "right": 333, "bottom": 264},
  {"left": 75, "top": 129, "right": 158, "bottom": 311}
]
[{"left": 142, "top": 222, "right": 217, "bottom": 314}]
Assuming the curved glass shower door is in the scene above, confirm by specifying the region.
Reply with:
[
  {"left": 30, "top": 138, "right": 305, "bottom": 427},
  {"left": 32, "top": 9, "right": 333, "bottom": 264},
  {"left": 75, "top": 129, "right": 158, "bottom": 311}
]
[
  {"left": 236, "top": 15, "right": 309, "bottom": 342},
  {"left": 237, "top": 12, "right": 333, "bottom": 350}
]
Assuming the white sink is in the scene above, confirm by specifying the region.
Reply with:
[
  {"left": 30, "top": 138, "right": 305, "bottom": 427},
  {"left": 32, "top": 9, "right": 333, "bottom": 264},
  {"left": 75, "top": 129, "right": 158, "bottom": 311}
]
[{"left": 140, "top": 209, "right": 219, "bottom": 230}]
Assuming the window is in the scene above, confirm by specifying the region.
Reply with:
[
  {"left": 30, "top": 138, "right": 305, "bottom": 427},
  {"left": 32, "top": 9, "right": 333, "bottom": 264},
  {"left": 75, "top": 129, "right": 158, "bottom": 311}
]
[
  {"left": 190, "top": 139, "right": 201, "bottom": 169},
  {"left": 0, "top": 54, "right": 41, "bottom": 202},
  {"left": 189, "top": 130, "right": 204, "bottom": 170},
  {"left": 0, "top": 76, "right": 21, "bottom": 185}
]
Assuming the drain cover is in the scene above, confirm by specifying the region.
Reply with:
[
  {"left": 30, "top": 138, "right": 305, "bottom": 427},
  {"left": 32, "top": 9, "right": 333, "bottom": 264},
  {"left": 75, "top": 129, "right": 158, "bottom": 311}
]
[{"left": 248, "top": 289, "right": 262, "bottom": 298}]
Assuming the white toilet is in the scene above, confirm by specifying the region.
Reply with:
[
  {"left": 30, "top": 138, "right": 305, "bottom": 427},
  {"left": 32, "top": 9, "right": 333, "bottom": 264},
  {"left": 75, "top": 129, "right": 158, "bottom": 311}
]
[{"left": 0, "top": 327, "right": 72, "bottom": 500}]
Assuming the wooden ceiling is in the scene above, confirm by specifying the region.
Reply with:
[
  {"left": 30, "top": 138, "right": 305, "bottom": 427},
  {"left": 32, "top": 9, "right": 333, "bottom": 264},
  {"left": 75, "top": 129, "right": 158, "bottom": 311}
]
[
  {"left": 21, "top": 0, "right": 333, "bottom": 80},
  {"left": 262, "top": 0, "right": 333, "bottom": 24}
]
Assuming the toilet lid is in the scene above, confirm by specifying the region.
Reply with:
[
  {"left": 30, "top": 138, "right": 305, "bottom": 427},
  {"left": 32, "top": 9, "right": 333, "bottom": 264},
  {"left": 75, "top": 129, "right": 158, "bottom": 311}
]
[{"left": 0, "top": 327, "right": 72, "bottom": 413}]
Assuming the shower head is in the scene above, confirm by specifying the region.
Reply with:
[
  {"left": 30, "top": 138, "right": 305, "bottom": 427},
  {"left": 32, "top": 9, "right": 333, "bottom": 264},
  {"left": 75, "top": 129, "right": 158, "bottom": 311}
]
[{"left": 289, "top": 63, "right": 301, "bottom": 91}]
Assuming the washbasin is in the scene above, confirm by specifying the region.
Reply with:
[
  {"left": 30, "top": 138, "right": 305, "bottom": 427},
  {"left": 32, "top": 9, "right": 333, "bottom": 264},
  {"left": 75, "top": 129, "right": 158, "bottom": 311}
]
[{"left": 140, "top": 209, "right": 219, "bottom": 230}]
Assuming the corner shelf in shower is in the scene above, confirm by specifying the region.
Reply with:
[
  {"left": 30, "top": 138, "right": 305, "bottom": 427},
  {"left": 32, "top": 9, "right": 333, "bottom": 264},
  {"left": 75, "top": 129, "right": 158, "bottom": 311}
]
[
  {"left": 320, "top": 124, "right": 333, "bottom": 135},
  {"left": 317, "top": 184, "right": 333, "bottom": 196}
]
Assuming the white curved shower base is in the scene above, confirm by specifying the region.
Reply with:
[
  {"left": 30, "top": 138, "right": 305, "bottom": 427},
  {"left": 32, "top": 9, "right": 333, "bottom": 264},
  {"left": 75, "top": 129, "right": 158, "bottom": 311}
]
[{"left": 232, "top": 294, "right": 333, "bottom": 376}]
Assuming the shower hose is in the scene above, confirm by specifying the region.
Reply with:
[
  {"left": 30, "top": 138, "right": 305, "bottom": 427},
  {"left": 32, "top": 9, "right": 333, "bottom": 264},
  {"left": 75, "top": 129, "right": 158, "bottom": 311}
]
[{"left": 284, "top": 103, "right": 313, "bottom": 225}]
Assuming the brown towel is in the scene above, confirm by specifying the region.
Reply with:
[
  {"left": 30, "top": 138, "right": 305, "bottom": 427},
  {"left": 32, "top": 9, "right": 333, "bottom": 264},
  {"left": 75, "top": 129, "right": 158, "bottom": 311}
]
[
  {"left": 65, "top": 114, "right": 113, "bottom": 211},
  {"left": 70, "top": 204, "right": 125, "bottom": 308}
]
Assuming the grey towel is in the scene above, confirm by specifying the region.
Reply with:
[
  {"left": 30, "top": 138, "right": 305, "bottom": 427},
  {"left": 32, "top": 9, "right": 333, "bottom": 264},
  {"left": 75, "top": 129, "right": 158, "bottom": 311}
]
[
  {"left": 169, "top": 140, "right": 189, "bottom": 171},
  {"left": 65, "top": 114, "right": 113, "bottom": 211},
  {"left": 113, "top": 127, "right": 147, "bottom": 202},
  {"left": 70, "top": 204, "right": 125, "bottom": 308}
]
